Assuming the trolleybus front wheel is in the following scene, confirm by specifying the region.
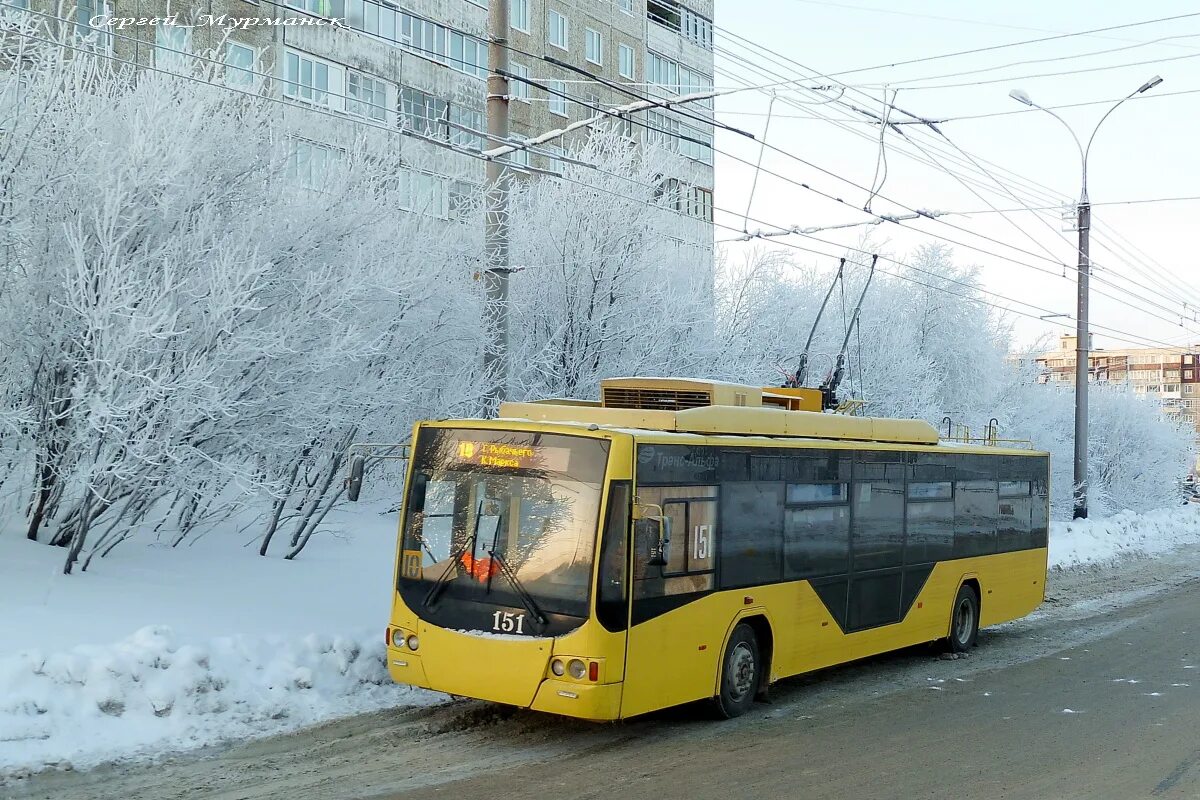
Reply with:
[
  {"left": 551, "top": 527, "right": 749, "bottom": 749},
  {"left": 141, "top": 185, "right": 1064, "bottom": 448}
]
[
  {"left": 948, "top": 583, "right": 980, "bottom": 653},
  {"left": 713, "top": 623, "right": 759, "bottom": 719}
]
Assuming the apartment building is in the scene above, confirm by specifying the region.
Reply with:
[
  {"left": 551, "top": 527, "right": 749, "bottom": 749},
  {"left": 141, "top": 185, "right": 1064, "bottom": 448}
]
[
  {"left": 47, "top": 0, "right": 715, "bottom": 251},
  {"left": 1033, "top": 334, "right": 1200, "bottom": 432}
]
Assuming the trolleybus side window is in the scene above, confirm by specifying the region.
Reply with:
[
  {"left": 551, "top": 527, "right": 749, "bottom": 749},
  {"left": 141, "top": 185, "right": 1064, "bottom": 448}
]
[
  {"left": 851, "top": 452, "right": 905, "bottom": 572},
  {"left": 782, "top": 481, "right": 850, "bottom": 579},
  {"left": 719, "top": 482, "right": 783, "bottom": 587},
  {"left": 633, "top": 485, "right": 717, "bottom": 597},
  {"left": 997, "top": 456, "right": 1034, "bottom": 552},
  {"left": 905, "top": 453, "right": 955, "bottom": 564},
  {"left": 953, "top": 454, "right": 998, "bottom": 558}
]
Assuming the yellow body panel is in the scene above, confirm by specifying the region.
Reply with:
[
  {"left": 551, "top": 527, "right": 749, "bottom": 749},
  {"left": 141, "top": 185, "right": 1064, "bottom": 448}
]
[{"left": 617, "top": 548, "right": 1046, "bottom": 717}]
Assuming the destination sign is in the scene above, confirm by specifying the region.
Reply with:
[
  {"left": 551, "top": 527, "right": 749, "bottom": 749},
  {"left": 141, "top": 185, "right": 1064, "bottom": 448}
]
[{"left": 454, "top": 441, "right": 571, "bottom": 471}]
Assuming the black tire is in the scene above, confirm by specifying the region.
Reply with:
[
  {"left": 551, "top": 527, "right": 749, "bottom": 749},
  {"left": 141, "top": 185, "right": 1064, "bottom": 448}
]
[
  {"left": 713, "top": 623, "right": 759, "bottom": 719},
  {"left": 947, "top": 583, "right": 980, "bottom": 653}
]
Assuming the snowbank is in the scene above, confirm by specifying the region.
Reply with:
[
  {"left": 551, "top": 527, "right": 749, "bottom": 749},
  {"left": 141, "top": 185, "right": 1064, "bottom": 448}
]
[
  {"left": 0, "top": 502, "right": 446, "bottom": 777},
  {"left": 1049, "top": 505, "right": 1200, "bottom": 569},
  {"left": 0, "top": 626, "right": 441, "bottom": 775}
]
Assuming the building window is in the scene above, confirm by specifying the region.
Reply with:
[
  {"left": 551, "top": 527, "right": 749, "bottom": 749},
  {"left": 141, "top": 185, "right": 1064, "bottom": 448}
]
[
  {"left": 347, "top": 71, "right": 388, "bottom": 121},
  {"left": 547, "top": 9, "right": 568, "bottom": 50},
  {"left": 510, "top": 0, "right": 530, "bottom": 32},
  {"left": 224, "top": 42, "right": 256, "bottom": 89},
  {"left": 288, "top": 139, "right": 344, "bottom": 191},
  {"left": 449, "top": 104, "right": 485, "bottom": 150},
  {"left": 287, "top": 0, "right": 337, "bottom": 16},
  {"left": 75, "top": 0, "right": 113, "bottom": 50},
  {"left": 619, "top": 0, "right": 634, "bottom": 13},
  {"left": 618, "top": 43, "right": 635, "bottom": 79},
  {"left": 645, "top": 109, "right": 713, "bottom": 164},
  {"left": 1187, "top": 370, "right": 1195, "bottom": 380},
  {"left": 646, "top": 51, "right": 713, "bottom": 108},
  {"left": 1186, "top": 355, "right": 1195, "bottom": 365},
  {"left": 585, "top": 28, "right": 603, "bottom": 65},
  {"left": 400, "top": 87, "right": 448, "bottom": 136},
  {"left": 398, "top": 169, "right": 450, "bottom": 218},
  {"left": 548, "top": 80, "right": 568, "bottom": 117},
  {"left": 647, "top": 0, "right": 712, "bottom": 49},
  {"left": 543, "top": 143, "right": 564, "bottom": 174},
  {"left": 397, "top": 11, "right": 488, "bottom": 78},
  {"left": 509, "top": 62, "right": 530, "bottom": 102},
  {"left": 155, "top": 23, "right": 191, "bottom": 73},
  {"left": 284, "top": 50, "right": 334, "bottom": 107}
]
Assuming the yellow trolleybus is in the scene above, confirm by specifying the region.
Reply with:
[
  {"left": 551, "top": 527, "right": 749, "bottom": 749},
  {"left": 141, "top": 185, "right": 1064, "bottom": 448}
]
[{"left": 373, "top": 378, "right": 1049, "bottom": 720}]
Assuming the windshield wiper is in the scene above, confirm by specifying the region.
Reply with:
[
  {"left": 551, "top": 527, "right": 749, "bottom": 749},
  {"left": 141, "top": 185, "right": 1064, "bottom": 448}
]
[
  {"left": 485, "top": 548, "right": 548, "bottom": 628},
  {"left": 423, "top": 501, "right": 485, "bottom": 609}
]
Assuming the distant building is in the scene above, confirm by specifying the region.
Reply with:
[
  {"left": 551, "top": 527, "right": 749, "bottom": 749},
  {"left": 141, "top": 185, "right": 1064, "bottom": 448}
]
[
  {"left": 1030, "top": 334, "right": 1200, "bottom": 431},
  {"left": 39, "top": 0, "right": 714, "bottom": 259}
]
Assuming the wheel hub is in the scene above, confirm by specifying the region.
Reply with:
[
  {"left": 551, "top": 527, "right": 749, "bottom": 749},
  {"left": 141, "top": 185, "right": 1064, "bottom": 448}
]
[
  {"left": 728, "top": 643, "right": 756, "bottom": 700},
  {"left": 955, "top": 597, "right": 974, "bottom": 644}
]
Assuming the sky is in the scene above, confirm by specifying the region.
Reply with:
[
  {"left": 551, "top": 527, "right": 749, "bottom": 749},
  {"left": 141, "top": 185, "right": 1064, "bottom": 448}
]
[{"left": 713, "top": 0, "right": 1200, "bottom": 353}]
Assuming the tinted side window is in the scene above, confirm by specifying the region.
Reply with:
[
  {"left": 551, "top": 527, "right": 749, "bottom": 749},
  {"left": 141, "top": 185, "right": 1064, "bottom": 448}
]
[
  {"left": 784, "top": 504, "right": 850, "bottom": 578},
  {"left": 905, "top": 453, "right": 954, "bottom": 564},
  {"left": 719, "top": 482, "right": 783, "bottom": 588},
  {"left": 1031, "top": 455, "right": 1050, "bottom": 548},
  {"left": 997, "top": 456, "right": 1033, "bottom": 552},
  {"left": 852, "top": 453, "right": 905, "bottom": 571}
]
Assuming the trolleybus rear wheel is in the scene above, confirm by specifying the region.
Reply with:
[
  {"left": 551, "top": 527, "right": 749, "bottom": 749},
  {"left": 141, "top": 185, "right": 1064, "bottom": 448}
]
[
  {"left": 713, "top": 623, "right": 759, "bottom": 719},
  {"left": 948, "top": 583, "right": 980, "bottom": 653}
]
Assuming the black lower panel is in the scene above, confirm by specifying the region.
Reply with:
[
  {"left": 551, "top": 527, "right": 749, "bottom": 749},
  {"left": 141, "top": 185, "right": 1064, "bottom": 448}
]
[
  {"left": 900, "top": 564, "right": 935, "bottom": 619},
  {"left": 811, "top": 578, "right": 848, "bottom": 630},
  {"left": 847, "top": 571, "right": 903, "bottom": 631}
]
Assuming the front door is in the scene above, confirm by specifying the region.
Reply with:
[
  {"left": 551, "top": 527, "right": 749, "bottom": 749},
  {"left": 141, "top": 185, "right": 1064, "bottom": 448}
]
[{"left": 620, "top": 485, "right": 721, "bottom": 717}]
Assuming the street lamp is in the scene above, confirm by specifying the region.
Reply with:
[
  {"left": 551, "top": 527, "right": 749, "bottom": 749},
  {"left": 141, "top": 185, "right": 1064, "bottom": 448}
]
[{"left": 1009, "top": 76, "right": 1163, "bottom": 519}]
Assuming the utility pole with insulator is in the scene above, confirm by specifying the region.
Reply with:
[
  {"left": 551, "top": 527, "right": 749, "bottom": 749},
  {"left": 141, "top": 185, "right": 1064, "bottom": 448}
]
[{"left": 483, "top": 0, "right": 512, "bottom": 408}]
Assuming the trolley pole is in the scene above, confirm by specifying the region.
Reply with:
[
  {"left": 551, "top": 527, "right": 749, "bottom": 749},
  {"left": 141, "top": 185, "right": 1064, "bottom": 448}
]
[
  {"left": 1073, "top": 197, "right": 1091, "bottom": 519},
  {"left": 483, "top": 0, "right": 512, "bottom": 408}
]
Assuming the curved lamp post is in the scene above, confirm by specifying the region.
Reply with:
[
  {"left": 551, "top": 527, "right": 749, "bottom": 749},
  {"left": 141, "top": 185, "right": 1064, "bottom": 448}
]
[{"left": 1009, "top": 76, "right": 1163, "bottom": 519}]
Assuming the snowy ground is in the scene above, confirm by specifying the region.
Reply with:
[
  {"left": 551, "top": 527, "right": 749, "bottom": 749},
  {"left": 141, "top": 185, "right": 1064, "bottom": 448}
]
[
  {"left": 2, "top": 503, "right": 1199, "bottom": 777},
  {"left": 0, "top": 500, "right": 444, "bottom": 776}
]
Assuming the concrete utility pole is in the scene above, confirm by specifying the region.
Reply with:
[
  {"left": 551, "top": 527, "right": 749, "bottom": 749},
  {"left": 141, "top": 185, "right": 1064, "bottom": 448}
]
[
  {"left": 1073, "top": 197, "right": 1091, "bottom": 519},
  {"left": 483, "top": 0, "right": 512, "bottom": 408},
  {"left": 1009, "top": 76, "right": 1163, "bottom": 519}
]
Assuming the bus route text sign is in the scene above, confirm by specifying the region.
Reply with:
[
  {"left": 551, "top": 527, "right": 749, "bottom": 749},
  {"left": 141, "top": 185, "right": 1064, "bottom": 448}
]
[{"left": 454, "top": 441, "right": 570, "bottom": 471}]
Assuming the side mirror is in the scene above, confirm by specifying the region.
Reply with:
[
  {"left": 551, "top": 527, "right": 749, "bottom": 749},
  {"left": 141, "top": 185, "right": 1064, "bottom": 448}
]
[
  {"left": 346, "top": 455, "right": 366, "bottom": 502},
  {"left": 647, "top": 514, "right": 671, "bottom": 567},
  {"left": 409, "top": 472, "right": 429, "bottom": 513}
]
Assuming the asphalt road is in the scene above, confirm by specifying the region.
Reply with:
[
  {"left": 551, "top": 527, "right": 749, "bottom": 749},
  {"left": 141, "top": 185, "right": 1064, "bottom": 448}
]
[
  {"left": 10, "top": 554, "right": 1200, "bottom": 800},
  {"left": 384, "top": 578, "right": 1200, "bottom": 800}
]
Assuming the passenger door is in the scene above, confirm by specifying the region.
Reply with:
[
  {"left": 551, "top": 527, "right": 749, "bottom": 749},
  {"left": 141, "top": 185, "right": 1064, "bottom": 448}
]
[{"left": 621, "top": 486, "right": 720, "bottom": 718}]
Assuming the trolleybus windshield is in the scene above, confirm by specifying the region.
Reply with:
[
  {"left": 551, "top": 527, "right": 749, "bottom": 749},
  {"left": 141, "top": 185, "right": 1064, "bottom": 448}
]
[{"left": 397, "top": 428, "right": 609, "bottom": 624}]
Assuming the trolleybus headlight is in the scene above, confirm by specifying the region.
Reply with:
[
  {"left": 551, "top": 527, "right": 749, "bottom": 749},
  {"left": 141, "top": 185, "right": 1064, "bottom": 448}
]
[
  {"left": 406, "top": 634, "right": 420, "bottom": 651},
  {"left": 551, "top": 659, "right": 566, "bottom": 677},
  {"left": 567, "top": 659, "right": 586, "bottom": 680},
  {"left": 391, "top": 629, "right": 405, "bottom": 648}
]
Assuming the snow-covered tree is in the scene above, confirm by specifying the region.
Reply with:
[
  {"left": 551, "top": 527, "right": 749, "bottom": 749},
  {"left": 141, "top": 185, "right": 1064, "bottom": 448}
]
[
  {"left": 505, "top": 126, "right": 718, "bottom": 400},
  {"left": 0, "top": 33, "right": 481, "bottom": 569}
]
